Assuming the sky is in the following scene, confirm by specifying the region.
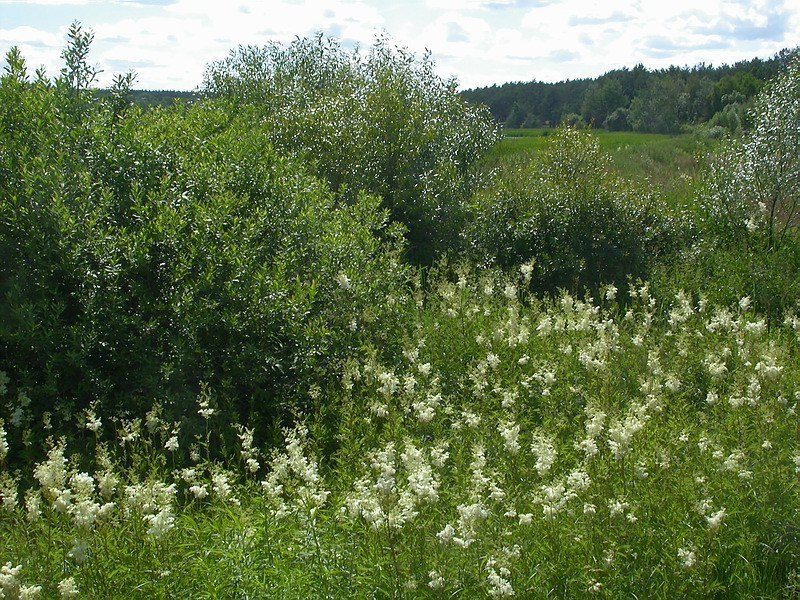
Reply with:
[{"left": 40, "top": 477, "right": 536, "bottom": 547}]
[{"left": 0, "top": 0, "right": 798, "bottom": 91}]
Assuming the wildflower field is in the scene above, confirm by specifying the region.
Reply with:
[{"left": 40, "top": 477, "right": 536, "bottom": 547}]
[{"left": 1, "top": 25, "right": 799, "bottom": 598}]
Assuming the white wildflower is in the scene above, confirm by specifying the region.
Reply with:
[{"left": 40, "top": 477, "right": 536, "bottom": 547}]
[
  {"left": 428, "top": 571, "right": 445, "bottom": 590},
  {"left": 336, "top": 272, "right": 351, "bottom": 290},
  {"left": 706, "top": 508, "right": 727, "bottom": 530},
  {"left": 58, "top": 577, "right": 79, "bottom": 598},
  {"left": 487, "top": 565, "right": 515, "bottom": 597}
]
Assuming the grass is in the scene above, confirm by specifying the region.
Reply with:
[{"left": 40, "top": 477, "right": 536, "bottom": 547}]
[
  {"left": 488, "top": 128, "right": 720, "bottom": 206},
  {"left": 1, "top": 271, "right": 798, "bottom": 598}
]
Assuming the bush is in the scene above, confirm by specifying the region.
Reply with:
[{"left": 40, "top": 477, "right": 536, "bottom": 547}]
[
  {"left": 0, "top": 29, "right": 410, "bottom": 428},
  {"left": 699, "top": 54, "right": 800, "bottom": 251},
  {"left": 675, "top": 54, "right": 800, "bottom": 321},
  {"left": 466, "top": 128, "right": 682, "bottom": 294},
  {"left": 603, "top": 107, "right": 631, "bottom": 131},
  {"left": 202, "top": 35, "right": 499, "bottom": 265}
]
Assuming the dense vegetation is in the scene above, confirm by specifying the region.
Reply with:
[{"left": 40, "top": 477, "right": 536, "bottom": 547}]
[
  {"left": 462, "top": 49, "right": 797, "bottom": 133},
  {"left": 0, "top": 23, "right": 798, "bottom": 598}
]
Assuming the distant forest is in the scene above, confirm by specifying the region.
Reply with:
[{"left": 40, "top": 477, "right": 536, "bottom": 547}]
[
  {"left": 460, "top": 48, "right": 798, "bottom": 133},
  {"left": 95, "top": 88, "right": 199, "bottom": 108}
]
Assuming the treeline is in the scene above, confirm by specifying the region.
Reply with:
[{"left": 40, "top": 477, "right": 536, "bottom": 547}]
[
  {"left": 93, "top": 88, "right": 199, "bottom": 108},
  {"left": 461, "top": 49, "right": 797, "bottom": 133}
]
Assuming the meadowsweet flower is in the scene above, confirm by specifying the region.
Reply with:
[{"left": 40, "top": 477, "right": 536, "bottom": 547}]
[
  {"left": 739, "top": 296, "right": 751, "bottom": 311},
  {"left": 165, "top": 436, "right": 179, "bottom": 452},
  {"left": 377, "top": 370, "right": 399, "bottom": 397},
  {"left": 20, "top": 584, "right": 42, "bottom": 599},
  {"left": 0, "top": 563, "right": 22, "bottom": 597},
  {"left": 197, "top": 400, "right": 214, "bottom": 419},
  {"left": 0, "top": 472, "right": 18, "bottom": 511},
  {"left": 499, "top": 421, "right": 520, "bottom": 455},
  {"left": 412, "top": 393, "right": 441, "bottom": 423},
  {"left": 34, "top": 441, "right": 67, "bottom": 503},
  {"left": 0, "top": 420, "right": 7, "bottom": 461},
  {"left": 463, "top": 411, "right": 481, "bottom": 428},
  {"left": 336, "top": 272, "right": 351, "bottom": 290},
  {"left": 531, "top": 433, "right": 557, "bottom": 477},
  {"left": 755, "top": 355, "right": 783, "bottom": 381},
  {"left": 237, "top": 426, "right": 260, "bottom": 473},
  {"left": 453, "top": 502, "right": 488, "bottom": 547},
  {"left": 25, "top": 490, "right": 41, "bottom": 522},
  {"left": 677, "top": 546, "right": 696, "bottom": 569},
  {"left": 212, "top": 471, "right": 239, "bottom": 505},
  {"left": 428, "top": 571, "right": 445, "bottom": 590},
  {"left": 83, "top": 408, "right": 102, "bottom": 433},
  {"left": 189, "top": 484, "right": 209, "bottom": 500},
  {"left": 502, "top": 389, "right": 518, "bottom": 408},
  {"left": 487, "top": 565, "right": 514, "bottom": 597},
  {"left": 607, "top": 412, "right": 645, "bottom": 460},
  {"left": 519, "top": 260, "right": 535, "bottom": 283},
  {"left": 401, "top": 441, "right": 439, "bottom": 502},
  {"left": 145, "top": 506, "right": 175, "bottom": 537},
  {"left": 608, "top": 498, "right": 629, "bottom": 518},
  {"left": 503, "top": 283, "right": 517, "bottom": 300},
  {"left": 437, "top": 523, "right": 456, "bottom": 543},
  {"left": 263, "top": 425, "right": 328, "bottom": 519},
  {"left": 706, "top": 508, "right": 727, "bottom": 530},
  {"left": 430, "top": 442, "right": 449, "bottom": 468},
  {"left": 567, "top": 469, "right": 591, "bottom": 493},
  {"left": 118, "top": 418, "right": 141, "bottom": 445},
  {"left": 58, "top": 577, "right": 79, "bottom": 598},
  {"left": 518, "top": 513, "right": 533, "bottom": 525}
]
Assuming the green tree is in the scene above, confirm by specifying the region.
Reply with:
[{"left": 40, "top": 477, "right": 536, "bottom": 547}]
[
  {"left": 603, "top": 107, "right": 631, "bottom": 131},
  {"left": 629, "top": 74, "right": 685, "bottom": 133},
  {"left": 581, "top": 78, "right": 627, "bottom": 128},
  {"left": 504, "top": 101, "right": 526, "bottom": 128},
  {"left": 0, "top": 29, "right": 411, "bottom": 428},
  {"left": 203, "top": 35, "right": 499, "bottom": 265},
  {"left": 702, "top": 55, "right": 800, "bottom": 251}
]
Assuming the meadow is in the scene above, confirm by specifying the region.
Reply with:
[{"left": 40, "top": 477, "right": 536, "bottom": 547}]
[{"left": 0, "top": 26, "right": 798, "bottom": 598}]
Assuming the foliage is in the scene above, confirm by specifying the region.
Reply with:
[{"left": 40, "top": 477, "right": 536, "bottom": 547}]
[
  {"left": 467, "top": 128, "right": 683, "bottom": 294},
  {"left": 1, "top": 270, "right": 798, "bottom": 597},
  {"left": 463, "top": 50, "right": 794, "bottom": 132},
  {"left": 581, "top": 78, "right": 627, "bottom": 128},
  {"left": 700, "top": 55, "right": 800, "bottom": 251},
  {"left": 603, "top": 107, "right": 631, "bottom": 131},
  {"left": 202, "top": 35, "right": 499, "bottom": 264},
  {"left": 657, "top": 56, "right": 800, "bottom": 324},
  {"left": 0, "top": 29, "right": 410, "bottom": 430},
  {"left": 629, "top": 74, "right": 685, "bottom": 134}
]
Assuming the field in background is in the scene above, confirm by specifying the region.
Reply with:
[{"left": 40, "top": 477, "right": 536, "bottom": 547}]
[{"left": 488, "top": 128, "right": 719, "bottom": 206}]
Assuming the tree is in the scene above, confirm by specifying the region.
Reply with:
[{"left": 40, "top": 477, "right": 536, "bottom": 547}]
[
  {"left": 203, "top": 35, "right": 499, "bottom": 265},
  {"left": 505, "top": 102, "right": 526, "bottom": 128},
  {"left": 702, "top": 54, "right": 800, "bottom": 251},
  {"left": 629, "top": 74, "right": 685, "bottom": 133},
  {"left": 581, "top": 78, "right": 627, "bottom": 128},
  {"left": 603, "top": 107, "right": 631, "bottom": 131}
]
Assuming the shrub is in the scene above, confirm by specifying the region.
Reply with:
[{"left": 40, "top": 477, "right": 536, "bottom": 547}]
[
  {"left": 699, "top": 54, "right": 800, "bottom": 251},
  {"left": 603, "top": 107, "right": 631, "bottom": 131},
  {"left": 466, "top": 128, "right": 682, "bottom": 294},
  {"left": 202, "top": 35, "right": 499, "bottom": 264},
  {"left": 0, "top": 29, "right": 410, "bottom": 428},
  {"left": 677, "top": 54, "right": 800, "bottom": 322}
]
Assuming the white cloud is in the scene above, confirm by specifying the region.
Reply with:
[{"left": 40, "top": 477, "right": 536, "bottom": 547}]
[{"left": 0, "top": 0, "right": 797, "bottom": 90}]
